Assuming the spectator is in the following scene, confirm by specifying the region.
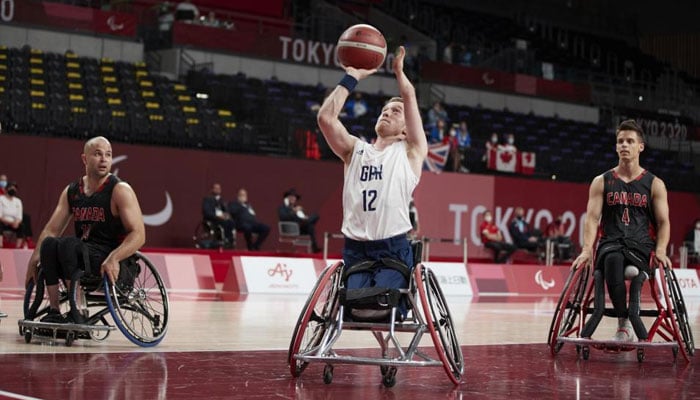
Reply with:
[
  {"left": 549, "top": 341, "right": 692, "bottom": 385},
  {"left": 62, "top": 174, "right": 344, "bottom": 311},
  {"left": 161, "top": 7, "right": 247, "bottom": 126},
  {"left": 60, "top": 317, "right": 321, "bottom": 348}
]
[
  {"left": 451, "top": 121, "right": 471, "bottom": 172},
  {"left": 545, "top": 214, "right": 574, "bottom": 261},
  {"left": 278, "top": 188, "right": 320, "bottom": 253},
  {"left": 0, "top": 181, "right": 25, "bottom": 248},
  {"left": 0, "top": 174, "right": 6, "bottom": 195},
  {"left": 175, "top": 0, "right": 199, "bottom": 22},
  {"left": 684, "top": 218, "right": 700, "bottom": 258},
  {"left": 201, "top": 11, "right": 220, "bottom": 28},
  {"left": 480, "top": 210, "right": 516, "bottom": 263},
  {"left": 442, "top": 42, "right": 454, "bottom": 64},
  {"left": 483, "top": 132, "right": 499, "bottom": 163},
  {"left": 202, "top": 183, "right": 235, "bottom": 248},
  {"left": 344, "top": 92, "right": 368, "bottom": 118},
  {"left": 428, "top": 118, "right": 447, "bottom": 144},
  {"left": 228, "top": 188, "right": 270, "bottom": 251},
  {"left": 508, "top": 206, "right": 542, "bottom": 252},
  {"left": 501, "top": 133, "right": 517, "bottom": 152},
  {"left": 427, "top": 101, "right": 448, "bottom": 130}
]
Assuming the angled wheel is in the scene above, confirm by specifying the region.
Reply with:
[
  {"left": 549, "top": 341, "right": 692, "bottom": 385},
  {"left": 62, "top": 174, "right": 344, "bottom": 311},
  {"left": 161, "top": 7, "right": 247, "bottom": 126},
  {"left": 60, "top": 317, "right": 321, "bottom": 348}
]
[
  {"left": 662, "top": 266, "right": 695, "bottom": 361},
  {"left": 415, "top": 264, "right": 464, "bottom": 385},
  {"left": 104, "top": 252, "right": 169, "bottom": 347},
  {"left": 288, "top": 262, "right": 342, "bottom": 377},
  {"left": 23, "top": 267, "right": 69, "bottom": 321},
  {"left": 548, "top": 264, "right": 591, "bottom": 356}
]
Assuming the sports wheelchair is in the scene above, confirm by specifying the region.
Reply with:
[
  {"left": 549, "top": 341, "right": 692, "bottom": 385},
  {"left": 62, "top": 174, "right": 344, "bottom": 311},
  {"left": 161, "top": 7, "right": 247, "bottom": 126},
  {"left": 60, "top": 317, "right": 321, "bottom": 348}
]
[
  {"left": 193, "top": 220, "right": 233, "bottom": 249},
  {"left": 288, "top": 242, "right": 464, "bottom": 387},
  {"left": 18, "top": 251, "right": 169, "bottom": 347},
  {"left": 547, "top": 253, "right": 694, "bottom": 362}
]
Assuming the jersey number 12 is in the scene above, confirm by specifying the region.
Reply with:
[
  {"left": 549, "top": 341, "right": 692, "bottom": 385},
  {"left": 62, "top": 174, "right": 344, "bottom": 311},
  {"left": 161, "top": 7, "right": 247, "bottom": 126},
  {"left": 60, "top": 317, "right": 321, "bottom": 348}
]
[{"left": 362, "top": 189, "right": 377, "bottom": 211}]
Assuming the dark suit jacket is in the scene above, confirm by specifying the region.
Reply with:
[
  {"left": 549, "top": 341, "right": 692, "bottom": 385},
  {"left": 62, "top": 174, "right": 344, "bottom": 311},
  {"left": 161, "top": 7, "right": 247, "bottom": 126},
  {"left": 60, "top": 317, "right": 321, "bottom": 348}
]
[
  {"left": 229, "top": 201, "right": 257, "bottom": 226},
  {"left": 278, "top": 204, "right": 303, "bottom": 224},
  {"left": 509, "top": 218, "right": 532, "bottom": 247},
  {"left": 202, "top": 196, "right": 227, "bottom": 222}
]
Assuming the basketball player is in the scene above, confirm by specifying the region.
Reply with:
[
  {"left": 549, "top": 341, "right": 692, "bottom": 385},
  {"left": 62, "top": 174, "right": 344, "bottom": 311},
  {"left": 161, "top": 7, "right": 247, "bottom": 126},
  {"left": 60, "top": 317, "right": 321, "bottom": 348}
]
[
  {"left": 317, "top": 46, "right": 427, "bottom": 316},
  {"left": 25, "top": 136, "right": 145, "bottom": 323},
  {"left": 572, "top": 120, "right": 671, "bottom": 342}
]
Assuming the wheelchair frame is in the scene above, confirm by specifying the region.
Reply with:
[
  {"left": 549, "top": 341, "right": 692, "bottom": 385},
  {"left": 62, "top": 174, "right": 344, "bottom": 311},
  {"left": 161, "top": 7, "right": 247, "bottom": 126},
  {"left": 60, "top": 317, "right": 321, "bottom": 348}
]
[
  {"left": 18, "top": 251, "right": 170, "bottom": 347},
  {"left": 288, "top": 261, "right": 464, "bottom": 387},
  {"left": 547, "top": 258, "right": 695, "bottom": 362}
]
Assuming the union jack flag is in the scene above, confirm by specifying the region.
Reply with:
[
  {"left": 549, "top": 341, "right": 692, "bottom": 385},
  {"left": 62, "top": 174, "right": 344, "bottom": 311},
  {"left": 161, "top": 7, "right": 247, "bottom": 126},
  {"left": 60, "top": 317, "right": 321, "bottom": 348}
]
[{"left": 423, "top": 143, "right": 451, "bottom": 173}]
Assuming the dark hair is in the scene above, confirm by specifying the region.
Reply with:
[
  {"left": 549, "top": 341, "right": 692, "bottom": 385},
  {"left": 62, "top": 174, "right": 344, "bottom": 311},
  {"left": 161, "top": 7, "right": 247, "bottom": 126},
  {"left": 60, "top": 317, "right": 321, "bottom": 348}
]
[{"left": 616, "top": 119, "right": 645, "bottom": 143}]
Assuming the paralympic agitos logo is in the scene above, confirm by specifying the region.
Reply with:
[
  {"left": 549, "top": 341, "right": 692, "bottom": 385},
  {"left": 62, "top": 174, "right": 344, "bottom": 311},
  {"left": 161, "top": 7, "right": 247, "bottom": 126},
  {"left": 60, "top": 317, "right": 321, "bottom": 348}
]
[{"left": 113, "top": 155, "right": 172, "bottom": 226}]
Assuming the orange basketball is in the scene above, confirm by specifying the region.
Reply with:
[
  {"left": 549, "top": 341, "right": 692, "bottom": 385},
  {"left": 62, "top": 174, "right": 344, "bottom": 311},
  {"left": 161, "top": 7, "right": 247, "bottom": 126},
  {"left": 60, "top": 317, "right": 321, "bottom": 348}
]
[{"left": 336, "top": 24, "right": 387, "bottom": 70}]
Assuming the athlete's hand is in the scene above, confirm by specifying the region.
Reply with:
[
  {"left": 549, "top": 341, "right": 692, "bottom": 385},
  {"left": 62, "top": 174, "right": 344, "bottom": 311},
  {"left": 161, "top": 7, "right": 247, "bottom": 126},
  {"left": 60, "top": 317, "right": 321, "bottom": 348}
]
[
  {"left": 25, "top": 254, "right": 39, "bottom": 287},
  {"left": 344, "top": 66, "right": 377, "bottom": 81},
  {"left": 101, "top": 257, "right": 121, "bottom": 285},
  {"left": 571, "top": 248, "right": 592, "bottom": 271},
  {"left": 654, "top": 251, "right": 672, "bottom": 269}
]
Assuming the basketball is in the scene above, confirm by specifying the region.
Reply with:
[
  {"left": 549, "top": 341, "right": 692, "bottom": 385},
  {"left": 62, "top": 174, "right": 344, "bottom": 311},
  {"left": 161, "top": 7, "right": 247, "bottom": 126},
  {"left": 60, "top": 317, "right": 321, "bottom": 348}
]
[{"left": 336, "top": 24, "right": 387, "bottom": 70}]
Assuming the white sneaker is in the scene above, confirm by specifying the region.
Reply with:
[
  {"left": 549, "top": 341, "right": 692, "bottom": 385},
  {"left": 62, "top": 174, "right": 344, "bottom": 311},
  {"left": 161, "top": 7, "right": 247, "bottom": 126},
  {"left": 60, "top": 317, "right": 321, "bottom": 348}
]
[{"left": 613, "top": 320, "right": 635, "bottom": 342}]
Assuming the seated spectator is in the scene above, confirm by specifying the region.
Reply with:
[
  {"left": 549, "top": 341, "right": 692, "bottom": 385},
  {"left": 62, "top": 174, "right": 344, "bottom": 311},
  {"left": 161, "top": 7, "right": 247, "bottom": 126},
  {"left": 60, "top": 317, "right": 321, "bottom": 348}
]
[
  {"left": 0, "top": 174, "right": 6, "bottom": 195},
  {"left": 428, "top": 118, "right": 447, "bottom": 144},
  {"left": 0, "top": 181, "right": 26, "bottom": 248},
  {"left": 448, "top": 121, "right": 471, "bottom": 172},
  {"left": 500, "top": 133, "right": 517, "bottom": 152},
  {"left": 684, "top": 218, "right": 700, "bottom": 258},
  {"left": 278, "top": 188, "right": 320, "bottom": 253},
  {"left": 228, "top": 188, "right": 270, "bottom": 251},
  {"left": 508, "top": 206, "right": 543, "bottom": 252},
  {"left": 202, "top": 183, "right": 235, "bottom": 248},
  {"left": 344, "top": 92, "right": 368, "bottom": 118},
  {"left": 545, "top": 214, "right": 574, "bottom": 261},
  {"left": 482, "top": 132, "right": 500, "bottom": 163},
  {"left": 427, "top": 100, "right": 448, "bottom": 130},
  {"left": 480, "top": 210, "right": 516, "bottom": 263}
]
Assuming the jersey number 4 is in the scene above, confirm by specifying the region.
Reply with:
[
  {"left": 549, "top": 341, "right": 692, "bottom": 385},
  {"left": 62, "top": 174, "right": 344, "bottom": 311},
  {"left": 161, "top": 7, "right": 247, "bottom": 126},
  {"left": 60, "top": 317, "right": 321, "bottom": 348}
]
[
  {"left": 362, "top": 189, "right": 377, "bottom": 211},
  {"left": 621, "top": 207, "right": 630, "bottom": 226}
]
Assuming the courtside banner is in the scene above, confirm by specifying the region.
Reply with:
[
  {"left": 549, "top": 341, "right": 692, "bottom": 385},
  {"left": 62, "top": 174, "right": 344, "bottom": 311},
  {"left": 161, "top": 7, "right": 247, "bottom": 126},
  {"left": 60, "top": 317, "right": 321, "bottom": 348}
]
[
  {"left": 667, "top": 269, "right": 700, "bottom": 297},
  {"left": 239, "top": 256, "right": 317, "bottom": 294},
  {"left": 422, "top": 262, "right": 472, "bottom": 296}
]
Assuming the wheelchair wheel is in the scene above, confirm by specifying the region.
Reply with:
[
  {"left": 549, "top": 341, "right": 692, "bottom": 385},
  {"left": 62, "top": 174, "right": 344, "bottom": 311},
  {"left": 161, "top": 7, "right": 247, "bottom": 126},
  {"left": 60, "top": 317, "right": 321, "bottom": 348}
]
[
  {"left": 288, "top": 262, "right": 342, "bottom": 378},
  {"left": 104, "top": 252, "right": 169, "bottom": 347},
  {"left": 23, "top": 269, "right": 47, "bottom": 320},
  {"left": 547, "top": 264, "right": 591, "bottom": 356},
  {"left": 415, "top": 264, "right": 464, "bottom": 385},
  {"left": 662, "top": 266, "right": 695, "bottom": 360},
  {"left": 23, "top": 268, "right": 70, "bottom": 321}
]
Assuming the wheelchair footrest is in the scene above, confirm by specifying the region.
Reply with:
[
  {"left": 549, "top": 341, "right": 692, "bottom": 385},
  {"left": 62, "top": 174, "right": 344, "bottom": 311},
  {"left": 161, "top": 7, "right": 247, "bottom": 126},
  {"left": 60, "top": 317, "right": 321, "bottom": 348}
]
[
  {"left": 558, "top": 336, "right": 678, "bottom": 351},
  {"left": 18, "top": 319, "right": 115, "bottom": 340}
]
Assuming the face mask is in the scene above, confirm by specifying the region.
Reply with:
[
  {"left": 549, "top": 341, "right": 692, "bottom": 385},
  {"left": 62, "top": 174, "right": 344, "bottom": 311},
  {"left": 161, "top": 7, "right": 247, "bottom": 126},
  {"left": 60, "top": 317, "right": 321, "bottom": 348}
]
[
  {"left": 491, "top": 137, "right": 498, "bottom": 143},
  {"left": 484, "top": 215, "right": 492, "bottom": 223},
  {"left": 0, "top": 180, "right": 6, "bottom": 189},
  {"left": 508, "top": 138, "right": 515, "bottom": 145},
  {"left": 7, "top": 189, "right": 17, "bottom": 196},
  {"left": 449, "top": 129, "right": 456, "bottom": 137},
  {"left": 214, "top": 195, "right": 221, "bottom": 201}
]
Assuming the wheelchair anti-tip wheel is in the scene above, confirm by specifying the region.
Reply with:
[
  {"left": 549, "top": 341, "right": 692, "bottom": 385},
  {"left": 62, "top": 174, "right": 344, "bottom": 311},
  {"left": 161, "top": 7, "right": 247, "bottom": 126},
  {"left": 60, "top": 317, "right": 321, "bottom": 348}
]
[
  {"left": 288, "top": 262, "right": 342, "bottom": 377},
  {"left": 415, "top": 264, "right": 464, "bottom": 385},
  {"left": 104, "top": 252, "right": 169, "bottom": 347}
]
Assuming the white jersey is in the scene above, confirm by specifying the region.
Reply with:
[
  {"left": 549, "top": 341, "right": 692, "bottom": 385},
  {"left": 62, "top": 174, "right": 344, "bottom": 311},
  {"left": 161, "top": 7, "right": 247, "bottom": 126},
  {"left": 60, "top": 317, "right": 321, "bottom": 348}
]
[
  {"left": 342, "top": 140, "right": 418, "bottom": 240},
  {"left": 0, "top": 194, "right": 22, "bottom": 223}
]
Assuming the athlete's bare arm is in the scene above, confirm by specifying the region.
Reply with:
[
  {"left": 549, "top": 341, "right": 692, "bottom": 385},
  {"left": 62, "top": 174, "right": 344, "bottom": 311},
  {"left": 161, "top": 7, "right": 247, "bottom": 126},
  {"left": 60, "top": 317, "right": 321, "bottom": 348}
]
[
  {"left": 572, "top": 175, "right": 604, "bottom": 270},
  {"left": 651, "top": 177, "right": 671, "bottom": 268},
  {"left": 101, "top": 182, "right": 146, "bottom": 284},
  {"left": 393, "top": 46, "right": 428, "bottom": 176}
]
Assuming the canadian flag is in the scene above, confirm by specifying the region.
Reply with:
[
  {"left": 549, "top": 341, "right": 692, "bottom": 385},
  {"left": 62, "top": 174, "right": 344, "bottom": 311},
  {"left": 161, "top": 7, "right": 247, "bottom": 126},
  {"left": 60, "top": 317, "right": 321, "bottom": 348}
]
[
  {"left": 495, "top": 148, "right": 517, "bottom": 173},
  {"left": 519, "top": 152, "right": 536, "bottom": 175}
]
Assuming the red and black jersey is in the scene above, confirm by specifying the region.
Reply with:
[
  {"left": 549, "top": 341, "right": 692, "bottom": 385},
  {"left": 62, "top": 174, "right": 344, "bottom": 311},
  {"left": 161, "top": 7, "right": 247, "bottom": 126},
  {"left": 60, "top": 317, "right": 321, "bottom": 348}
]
[
  {"left": 597, "top": 169, "right": 656, "bottom": 259},
  {"left": 67, "top": 174, "right": 126, "bottom": 250}
]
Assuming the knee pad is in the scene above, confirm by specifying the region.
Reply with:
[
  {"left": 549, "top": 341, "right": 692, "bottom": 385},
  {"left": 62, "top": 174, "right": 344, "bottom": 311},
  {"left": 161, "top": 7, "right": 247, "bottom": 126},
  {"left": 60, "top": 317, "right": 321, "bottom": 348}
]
[{"left": 624, "top": 265, "right": 639, "bottom": 280}]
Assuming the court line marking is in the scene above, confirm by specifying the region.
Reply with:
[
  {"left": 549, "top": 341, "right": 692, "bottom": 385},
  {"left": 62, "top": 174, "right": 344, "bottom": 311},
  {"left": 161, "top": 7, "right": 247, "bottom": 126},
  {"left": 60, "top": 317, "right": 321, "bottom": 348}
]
[{"left": 0, "top": 389, "right": 43, "bottom": 400}]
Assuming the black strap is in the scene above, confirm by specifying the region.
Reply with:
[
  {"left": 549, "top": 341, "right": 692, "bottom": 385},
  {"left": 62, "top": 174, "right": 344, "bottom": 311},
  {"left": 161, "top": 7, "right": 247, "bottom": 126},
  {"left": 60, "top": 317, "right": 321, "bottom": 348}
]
[{"left": 342, "top": 257, "right": 411, "bottom": 283}]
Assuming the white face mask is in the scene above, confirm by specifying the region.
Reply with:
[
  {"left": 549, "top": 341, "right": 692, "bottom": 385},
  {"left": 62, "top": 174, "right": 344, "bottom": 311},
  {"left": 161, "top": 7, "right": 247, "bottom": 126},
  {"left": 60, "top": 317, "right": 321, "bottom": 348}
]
[
  {"left": 507, "top": 137, "right": 514, "bottom": 145},
  {"left": 491, "top": 136, "right": 498, "bottom": 143},
  {"left": 0, "top": 180, "right": 6, "bottom": 189},
  {"left": 484, "top": 215, "right": 493, "bottom": 223}
]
